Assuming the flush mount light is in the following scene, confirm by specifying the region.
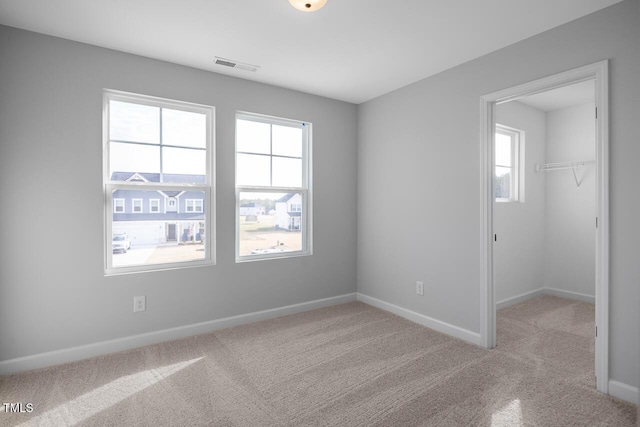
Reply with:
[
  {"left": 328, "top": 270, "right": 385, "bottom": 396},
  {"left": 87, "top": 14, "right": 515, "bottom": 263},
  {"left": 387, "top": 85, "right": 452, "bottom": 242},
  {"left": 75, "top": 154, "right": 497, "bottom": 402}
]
[{"left": 289, "top": 0, "right": 327, "bottom": 12}]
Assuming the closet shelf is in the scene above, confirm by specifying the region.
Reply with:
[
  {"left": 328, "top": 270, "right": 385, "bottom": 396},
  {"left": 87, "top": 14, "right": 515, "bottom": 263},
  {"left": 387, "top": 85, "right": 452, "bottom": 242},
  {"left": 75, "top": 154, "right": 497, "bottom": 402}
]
[{"left": 535, "top": 160, "right": 595, "bottom": 188}]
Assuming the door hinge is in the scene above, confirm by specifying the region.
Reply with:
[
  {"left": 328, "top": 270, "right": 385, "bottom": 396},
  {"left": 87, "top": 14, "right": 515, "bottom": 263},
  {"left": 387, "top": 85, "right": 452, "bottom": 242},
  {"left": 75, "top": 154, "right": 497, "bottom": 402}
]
[
  {"left": 596, "top": 217, "right": 598, "bottom": 228},
  {"left": 494, "top": 234, "right": 497, "bottom": 242},
  {"left": 595, "top": 326, "right": 598, "bottom": 337},
  {"left": 595, "top": 107, "right": 598, "bottom": 119}
]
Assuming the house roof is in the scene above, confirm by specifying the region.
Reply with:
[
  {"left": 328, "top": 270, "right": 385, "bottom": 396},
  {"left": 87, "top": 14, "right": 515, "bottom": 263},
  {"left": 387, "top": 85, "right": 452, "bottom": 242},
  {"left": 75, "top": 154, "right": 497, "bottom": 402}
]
[
  {"left": 111, "top": 172, "right": 206, "bottom": 184},
  {"left": 113, "top": 213, "right": 204, "bottom": 221},
  {"left": 276, "top": 193, "right": 296, "bottom": 203},
  {"left": 287, "top": 212, "right": 302, "bottom": 217},
  {"left": 162, "top": 191, "right": 183, "bottom": 198}
]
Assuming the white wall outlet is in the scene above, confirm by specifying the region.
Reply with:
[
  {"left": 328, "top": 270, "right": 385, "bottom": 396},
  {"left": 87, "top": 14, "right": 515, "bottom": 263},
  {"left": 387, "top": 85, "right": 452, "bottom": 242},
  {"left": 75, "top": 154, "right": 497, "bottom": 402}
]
[
  {"left": 133, "top": 296, "right": 146, "bottom": 312},
  {"left": 416, "top": 281, "right": 424, "bottom": 296}
]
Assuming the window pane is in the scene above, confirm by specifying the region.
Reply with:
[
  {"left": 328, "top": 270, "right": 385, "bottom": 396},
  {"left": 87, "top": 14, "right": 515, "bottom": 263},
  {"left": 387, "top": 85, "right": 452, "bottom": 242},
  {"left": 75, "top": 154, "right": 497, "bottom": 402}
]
[
  {"left": 237, "top": 153, "right": 270, "bottom": 186},
  {"left": 111, "top": 189, "right": 206, "bottom": 267},
  {"left": 110, "top": 101, "right": 159, "bottom": 143},
  {"left": 272, "top": 157, "right": 302, "bottom": 187},
  {"left": 495, "top": 166, "right": 512, "bottom": 199},
  {"left": 272, "top": 125, "right": 302, "bottom": 157},
  {"left": 495, "top": 133, "right": 512, "bottom": 167},
  {"left": 237, "top": 119, "right": 271, "bottom": 154},
  {"left": 238, "top": 191, "right": 302, "bottom": 256},
  {"left": 109, "top": 142, "right": 160, "bottom": 178},
  {"left": 162, "top": 108, "right": 207, "bottom": 148},
  {"left": 162, "top": 147, "right": 206, "bottom": 178}
]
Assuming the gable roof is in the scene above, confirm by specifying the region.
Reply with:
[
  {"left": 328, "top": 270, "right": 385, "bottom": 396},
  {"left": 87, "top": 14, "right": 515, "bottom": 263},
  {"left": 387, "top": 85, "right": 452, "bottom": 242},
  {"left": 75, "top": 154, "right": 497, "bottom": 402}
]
[
  {"left": 110, "top": 172, "right": 206, "bottom": 184},
  {"left": 113, "top": 212, "right": 204, "bottom": 221},
  {"left": 276, "top": 193, "right": 296, "bottom": 203}
]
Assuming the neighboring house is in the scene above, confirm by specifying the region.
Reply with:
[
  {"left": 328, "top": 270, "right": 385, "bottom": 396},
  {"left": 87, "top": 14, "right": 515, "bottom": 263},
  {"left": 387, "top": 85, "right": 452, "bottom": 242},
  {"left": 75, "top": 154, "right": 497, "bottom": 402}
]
[
  {"left": 275, "top": 193, "right": 302, "bottom": 231},
  {"left": 111, "top": 172, "right": 206, "bottom": 245},
  {"left": 240, "top": 202, "right": 265, "bottom": 217}
]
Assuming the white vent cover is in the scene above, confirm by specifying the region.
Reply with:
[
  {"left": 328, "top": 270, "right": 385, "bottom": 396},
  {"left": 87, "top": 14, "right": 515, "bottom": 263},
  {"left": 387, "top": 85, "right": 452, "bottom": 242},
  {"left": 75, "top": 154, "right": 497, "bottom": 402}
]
[{"left": 214, "top": 57, "right": 259, "bottom": 72}]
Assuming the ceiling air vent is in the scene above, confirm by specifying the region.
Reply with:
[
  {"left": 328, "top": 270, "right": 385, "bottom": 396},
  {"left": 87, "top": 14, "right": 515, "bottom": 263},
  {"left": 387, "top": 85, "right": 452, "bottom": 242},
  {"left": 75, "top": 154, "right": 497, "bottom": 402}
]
[{"left": 214, "top": 57, "right": 259, "bottom": 72}]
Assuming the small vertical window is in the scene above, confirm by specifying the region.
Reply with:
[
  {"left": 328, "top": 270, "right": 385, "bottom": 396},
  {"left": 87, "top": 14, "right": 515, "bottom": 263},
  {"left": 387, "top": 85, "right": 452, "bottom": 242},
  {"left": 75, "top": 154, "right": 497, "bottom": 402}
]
[
  {"left": 150, "top": 199, "right": 160, "bottom": 213},
  {"left": 495, "top": 124, "right": 524, "bottom": 202},
  {"left": 132, "top": 199, "right": 143, "bottom": 213},
  {"left": 235, "top": 112, "right": 312, "bottom": 261},
  {"left": 114, "top": 198, "right": 125, "bottom": 213}
]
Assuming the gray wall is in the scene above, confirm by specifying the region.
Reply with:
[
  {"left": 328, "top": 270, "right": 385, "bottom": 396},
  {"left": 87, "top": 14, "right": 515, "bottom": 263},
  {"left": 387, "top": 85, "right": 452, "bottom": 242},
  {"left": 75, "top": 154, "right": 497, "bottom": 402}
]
[
  {"left": 494, "top": 102, "right": 547, "bottom": 303},
  {"left": 495, "top": 100, "right": 596, "bottom": 304},
  {"left": 544, "top": 103, "right": 596, "bottom": 297},
  {"left": 0, "top": 25, "right": 358, "bottom": 361},
  {"left": 358, "top": 0, "right": 639, "bottom": 388}
]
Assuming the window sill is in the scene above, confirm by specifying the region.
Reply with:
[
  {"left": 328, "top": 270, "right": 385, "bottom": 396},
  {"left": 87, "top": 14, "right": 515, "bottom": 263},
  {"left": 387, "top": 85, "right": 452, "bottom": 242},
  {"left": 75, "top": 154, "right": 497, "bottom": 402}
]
[
  {"left": 235, "top": 251, "right": 312, "bottom": 264},
  {"left": 105, "top": 259, "right": 215, "bottom": 276}
]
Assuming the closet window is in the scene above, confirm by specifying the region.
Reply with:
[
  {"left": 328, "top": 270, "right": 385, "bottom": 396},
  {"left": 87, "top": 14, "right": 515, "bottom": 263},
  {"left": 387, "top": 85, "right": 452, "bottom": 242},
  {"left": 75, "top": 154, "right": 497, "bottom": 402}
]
[{"left": 495, "top": 124, "right": 523, "bottom": 202}]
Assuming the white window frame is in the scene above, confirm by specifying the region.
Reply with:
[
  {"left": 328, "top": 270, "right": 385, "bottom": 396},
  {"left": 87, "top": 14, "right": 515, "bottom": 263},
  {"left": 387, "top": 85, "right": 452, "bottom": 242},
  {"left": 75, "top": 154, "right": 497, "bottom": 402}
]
[
  {"left": 132, "top": 198, "right": 143, "bottom": 213},
  {"left": 149, "top": 198, "right": 160, "bottom": 213},
  {"left": 495, "top": 124, "right": 524, "bottom": 203},
  {"left": 103, "top": 89, "right": 215, "bottom": 275},
  {"left": 186, "top": 199, "right": 203, "bottom": 213},
  {"left": 113, "top": 198, "right": 125, "bottom": 213},
  {"left": 235, "top": 112, "right": 312, "bottom": 262}
]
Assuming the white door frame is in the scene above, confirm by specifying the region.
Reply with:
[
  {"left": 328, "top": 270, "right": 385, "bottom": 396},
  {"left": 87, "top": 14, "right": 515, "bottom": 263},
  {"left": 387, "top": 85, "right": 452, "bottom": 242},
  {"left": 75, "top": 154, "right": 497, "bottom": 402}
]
[{"left": 479, "top": 60, "right": 609, "bottom": 393}]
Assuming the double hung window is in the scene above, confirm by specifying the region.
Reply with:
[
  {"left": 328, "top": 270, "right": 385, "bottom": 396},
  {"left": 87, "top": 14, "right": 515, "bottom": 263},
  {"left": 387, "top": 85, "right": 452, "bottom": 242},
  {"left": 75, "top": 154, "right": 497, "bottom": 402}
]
[
  {"left": 186, "top": 199, "right": 203, "bottom": 213},
  {"left": 495, "top": 124, "right": 523, "bottom": 202},
  {"left": 235, "top": 112, "right": 312, "bottom": 261},
  {"left": 103, "top": 90, "right": 215, "bottom": 274},
  {"left": 113, "top": 198, "right": 125, "bottom": 213}
]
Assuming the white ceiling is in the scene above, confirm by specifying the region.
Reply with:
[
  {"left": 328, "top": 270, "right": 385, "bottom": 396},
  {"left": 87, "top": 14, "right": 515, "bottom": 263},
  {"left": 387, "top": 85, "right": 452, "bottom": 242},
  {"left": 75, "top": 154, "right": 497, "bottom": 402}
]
[
  {"left": 0, "top": 0, "right": 622, "bottom": 104},
  {"left": 517, "top": 80, "right": 596, "bottom": 112}
]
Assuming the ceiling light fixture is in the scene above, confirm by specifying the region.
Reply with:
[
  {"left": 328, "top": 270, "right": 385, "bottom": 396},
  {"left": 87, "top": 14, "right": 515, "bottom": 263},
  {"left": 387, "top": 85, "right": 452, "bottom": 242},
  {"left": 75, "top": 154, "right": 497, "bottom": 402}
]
[{"left": 288, "top": 0, "right": 327, "bottom": 12}]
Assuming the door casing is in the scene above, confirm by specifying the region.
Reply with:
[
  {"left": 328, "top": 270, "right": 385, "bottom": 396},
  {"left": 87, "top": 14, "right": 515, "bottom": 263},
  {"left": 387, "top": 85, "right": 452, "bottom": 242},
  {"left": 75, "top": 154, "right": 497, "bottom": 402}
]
[{"left": 479, "top": 60, "right": 609, "bottom": 393}]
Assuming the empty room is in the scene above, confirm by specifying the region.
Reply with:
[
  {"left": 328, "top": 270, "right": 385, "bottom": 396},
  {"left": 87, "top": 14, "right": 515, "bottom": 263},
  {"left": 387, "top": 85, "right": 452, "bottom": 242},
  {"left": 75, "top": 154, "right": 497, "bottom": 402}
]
[{"left": 0, "top": 0, "right": 638, "bottom": 425}]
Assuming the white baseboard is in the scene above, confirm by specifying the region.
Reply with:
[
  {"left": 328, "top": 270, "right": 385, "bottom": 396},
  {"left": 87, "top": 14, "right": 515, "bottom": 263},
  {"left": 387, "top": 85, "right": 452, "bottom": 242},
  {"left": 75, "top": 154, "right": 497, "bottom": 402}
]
[
  {"left": 0, "top": 293, "right": 358, "bottom": 376},
  {"left": 496, "top": 287, "right": 595, "bottom": 310},
  {"left": 544, "top": 287, "right": 595, "bottom": 305},
  {"left": 356, "top": 293, "right": 482, "bottom": 346},
  {"left": 4, "top": 291, "right": 629, "bottom": 404},
  {"left": 356, "top": 293, "right": 636, "bottom": 405},
  {"left": 608, "top": 380, "right": 640, "bottom": 405},
  {"left": 496, "top": 288, "right": 545, "bottom": 310}
]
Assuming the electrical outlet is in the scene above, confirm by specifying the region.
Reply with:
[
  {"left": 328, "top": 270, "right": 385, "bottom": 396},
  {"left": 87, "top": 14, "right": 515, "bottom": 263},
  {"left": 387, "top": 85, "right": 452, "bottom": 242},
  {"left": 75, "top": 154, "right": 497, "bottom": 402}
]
[
  {"left": 133, "top": 296, "right": 146, "bottom": 312},
  {"left": 416, "top": 281, "right": 424, "bottom": 296}
]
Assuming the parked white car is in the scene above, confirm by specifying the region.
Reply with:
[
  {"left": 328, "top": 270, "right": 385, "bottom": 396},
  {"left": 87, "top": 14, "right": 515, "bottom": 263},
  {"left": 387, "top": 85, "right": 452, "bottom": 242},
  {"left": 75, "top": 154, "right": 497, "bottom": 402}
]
[{"left": 113, "top": 233, "right": 131, "bottom": 253}]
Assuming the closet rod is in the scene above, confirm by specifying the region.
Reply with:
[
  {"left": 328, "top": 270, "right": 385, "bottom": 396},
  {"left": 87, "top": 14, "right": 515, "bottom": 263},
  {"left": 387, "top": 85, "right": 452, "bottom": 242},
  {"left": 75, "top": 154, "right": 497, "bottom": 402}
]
[
  {"left": 534, "top": 160, "right": 595, "bottom": 188},
  {"left": 534, "top": 160, "right": 595, "bottom": 172}
]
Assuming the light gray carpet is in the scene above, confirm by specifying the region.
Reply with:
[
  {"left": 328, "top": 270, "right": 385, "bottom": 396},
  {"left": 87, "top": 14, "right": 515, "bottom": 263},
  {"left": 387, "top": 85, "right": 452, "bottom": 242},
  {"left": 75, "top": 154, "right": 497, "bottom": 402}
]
[{"left": 1, "top": 296, "right": 637, "bottom": 426}]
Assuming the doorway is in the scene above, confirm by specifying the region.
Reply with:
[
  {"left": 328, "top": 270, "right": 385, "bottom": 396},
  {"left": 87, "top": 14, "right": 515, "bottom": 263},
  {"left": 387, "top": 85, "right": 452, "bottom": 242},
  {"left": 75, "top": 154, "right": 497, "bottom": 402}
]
[{"left": 479, "top": 61, "right": 609, "bottom": 394}]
